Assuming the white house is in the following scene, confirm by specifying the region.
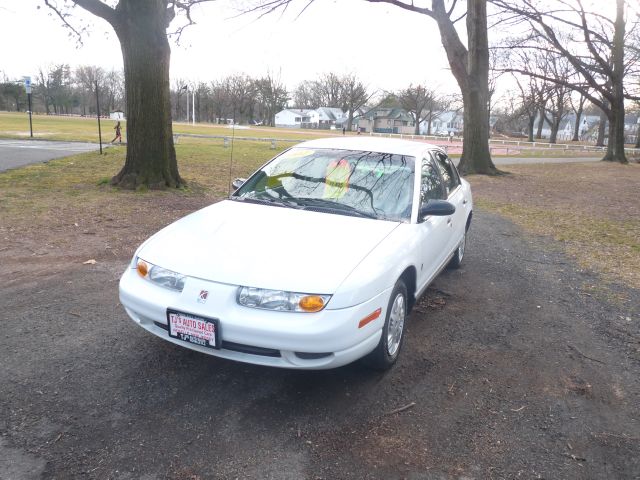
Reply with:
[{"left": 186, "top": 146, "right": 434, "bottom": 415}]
[
  {"left": 421, "top": 110, "right": 463, "bottom": 135},
  {"left": 275, "top": 109, "right": 312, "bottom": 128},
  {"left": 109, "top": 110, "right": 125, "bottom": 120},
  {"left": 305, "top": 107, "right": 346, "bottom": 129}
]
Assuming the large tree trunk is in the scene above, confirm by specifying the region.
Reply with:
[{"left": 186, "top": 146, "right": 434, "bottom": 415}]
[
  {"left": 436, "top": 0, "right": 497, "bottom": 175},
  {"left": 636, "top": 123, "right": 640, "bottom": 149},
  {"left": 527, "top": 114, "right": 535, "bottom": 142},
  {"left": 603, "top": 100, "right": 627, "bottom": 163},
  {"left": 110, "top": 2, "right": 182, "bottom": 189},
  {"left": 535, "top": 107, "right": 545, "bottom": 139},
  {"left": 549, "top": 116, "right": 560, "bottom": 144},
  {"left": 596, "top": 108, "right": 607, "bottom": 146},
  {"left": 572, "top": 108, "right": 582, "bottom": 141},
  {"left": 602, "top": 0, "right": 627, "bottom": 164}
]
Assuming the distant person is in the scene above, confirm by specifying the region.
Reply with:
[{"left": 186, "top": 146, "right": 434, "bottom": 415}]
[
  {"left": 448, "top": 131, "right": 453, "bottom": 143},
  {"left": 111, "top": 121, "right": 122, "bottom": 143},
  {"left": 342, "top": 126, "right": 346, "bottom": 135}
]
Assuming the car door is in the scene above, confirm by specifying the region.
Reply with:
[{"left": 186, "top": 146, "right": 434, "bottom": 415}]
[
  {"left": 432, "top": 150, "right": 468, "bottom": 254},
  {"left": 416, "top": 156, "right": 451, "bottom": 292}
]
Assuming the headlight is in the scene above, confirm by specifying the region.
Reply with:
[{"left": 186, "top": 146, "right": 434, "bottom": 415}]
[
  {"left": 237, "top": 286, "right": 330, "bottom": 313},
  {"left": 136, "top": 258, "right": 186, "bottom": 292}
]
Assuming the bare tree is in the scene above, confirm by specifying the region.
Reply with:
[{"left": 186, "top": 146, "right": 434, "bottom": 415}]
[
  {"left": 398, "top": 84, "right": 434, "bottom": 135},
  {"left": 255, "top": 72, "right": 289, "bottom": 126},
  {"left": 44, "top": 0, "right": 216, "bottom": 188},
  {"left": 339, "top": 74, "right": 372, "bottom": 131},
  {"left": 492, "top": 0, "right": 640, "bottom": 163}
]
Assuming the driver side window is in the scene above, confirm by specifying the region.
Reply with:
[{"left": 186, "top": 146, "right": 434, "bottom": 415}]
[{"left": 420, "top": 158, "right": 445, "bottom": 206}]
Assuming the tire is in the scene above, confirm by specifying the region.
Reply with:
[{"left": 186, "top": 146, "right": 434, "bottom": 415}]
[
  {"left": 363, "top": 279, "right": 408, "bottom": 370},
  {"left": 447, "top": 230, "right": 466, "bottom": 269}
]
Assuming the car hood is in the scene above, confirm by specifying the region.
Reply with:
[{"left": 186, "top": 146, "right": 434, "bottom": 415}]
[{"left": 138, "top": 199, "right": 401, "bottom": 294}]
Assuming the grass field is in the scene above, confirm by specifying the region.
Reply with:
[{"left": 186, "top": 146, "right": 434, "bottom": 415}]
[{"left": 0, "top": 111, "right": 337, "bottom": 144}]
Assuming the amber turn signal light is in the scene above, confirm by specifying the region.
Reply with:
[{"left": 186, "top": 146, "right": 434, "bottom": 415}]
[
  {"left": 136, "top": 259, "right": 149, "bottom": 278},
  {"left": 299, "top": 295, "right": 326, "bottom": 312}
]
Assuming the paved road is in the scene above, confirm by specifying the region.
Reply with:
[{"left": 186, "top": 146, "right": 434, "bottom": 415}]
[{"left": 0, "top": 139, "right": 103, "bottom": 172}]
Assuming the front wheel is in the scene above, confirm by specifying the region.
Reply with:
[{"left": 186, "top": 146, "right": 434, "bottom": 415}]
[
  {"left": 363, "top": 280, "right": 408, "bottom": 370},
  {"left": 447, "top": 230, "right": 466, "bottom": 269}
]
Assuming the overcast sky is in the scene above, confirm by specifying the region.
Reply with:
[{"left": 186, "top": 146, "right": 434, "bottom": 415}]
[{"left": 0, "top": 0, "right": 458, "bottom": 94}]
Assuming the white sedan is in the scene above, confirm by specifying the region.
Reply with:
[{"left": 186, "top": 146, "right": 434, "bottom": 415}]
[{"left": 119, "top": 137, "right": 473, "bottom": 370}]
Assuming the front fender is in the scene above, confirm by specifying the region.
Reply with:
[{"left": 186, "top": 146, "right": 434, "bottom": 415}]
[{"left": 327, "top": 224, "right": 420, "bottom": 310}]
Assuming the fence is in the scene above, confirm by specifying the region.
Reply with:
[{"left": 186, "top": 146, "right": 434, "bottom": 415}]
[{"left": 172, "top": 131, "right": 640, "bottom": 158}]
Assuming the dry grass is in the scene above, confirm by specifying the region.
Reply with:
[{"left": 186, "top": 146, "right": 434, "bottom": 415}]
[{"left": 469, "top": 162, "right": 640, "bottom": 289}]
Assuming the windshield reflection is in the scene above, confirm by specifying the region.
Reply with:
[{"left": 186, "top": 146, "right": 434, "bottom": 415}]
[{"left": 234, "top": 148, "right": 415, "bottom": 221}]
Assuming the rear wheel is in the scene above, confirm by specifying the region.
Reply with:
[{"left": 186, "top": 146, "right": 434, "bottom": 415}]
[{"left": 363, "top": 280, "right": 408, "bottom": 370}]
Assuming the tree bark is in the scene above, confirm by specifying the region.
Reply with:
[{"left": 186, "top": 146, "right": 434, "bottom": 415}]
[
  {"left": 636, "top": 123, "right": 640, "bottom": 149},
  {"left": 602, "top": 0, "right": 627, "bottom": 163},
  {"left": 572, "top": 104, "right": 583, "bottom": 141},
  {"left": 549, "top": 117, "right": 559, "bottom": 144},
  {"left": 535, "top": 106, "right": 544, "bottom": 139},
  {"left": 110, "top": 1, "right": 183, "bottom": 188},
  {"left": 527, "top": 114, "right": 535, "bottom": 142},
  {"left": 596, "top": 108, "right": 607, "bottom": 147},
  {"left": 434, "top": 0, "right": 497, "bottom": 175}
]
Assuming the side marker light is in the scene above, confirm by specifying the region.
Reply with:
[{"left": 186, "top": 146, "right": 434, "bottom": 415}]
[{"left": 358, "top": 308, "right": 382, "bottom": 328}]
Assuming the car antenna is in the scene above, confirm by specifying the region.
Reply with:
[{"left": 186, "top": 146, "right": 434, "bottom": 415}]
[{"left": 227, "top": 108, "right": 237, "bottom": 196}]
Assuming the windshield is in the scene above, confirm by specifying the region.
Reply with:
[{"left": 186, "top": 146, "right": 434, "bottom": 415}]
[{"left": 233, "top": 147, "right": 415, "bottom": 221}]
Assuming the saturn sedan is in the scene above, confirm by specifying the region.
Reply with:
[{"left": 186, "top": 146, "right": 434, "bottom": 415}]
[{"left": 119, "top": 137, "right": 473, "bottom": 370}]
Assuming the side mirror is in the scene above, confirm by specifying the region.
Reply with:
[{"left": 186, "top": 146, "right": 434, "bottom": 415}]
[
  {"left": 231, "top": 178, "right": 246, "bottom": 190},
  {"left": 419, "top": 199, "right": 456, "bottom": 220}
]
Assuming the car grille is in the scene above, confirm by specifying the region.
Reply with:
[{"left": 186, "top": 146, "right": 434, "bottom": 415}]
[{"left": 154, "top": 321, "right": 281, "bottom": 357}]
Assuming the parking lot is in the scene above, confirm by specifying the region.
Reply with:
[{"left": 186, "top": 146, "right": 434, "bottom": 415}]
[{"left": 2, "top": 210, "right": 639, "bottom": 479}]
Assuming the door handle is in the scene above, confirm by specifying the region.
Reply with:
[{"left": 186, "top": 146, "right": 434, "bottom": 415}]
[
  {"left": 463, "top": 199, "right": 468, "bottom": 205},
  {"left": 447, "top": 219, "right": 452, "bottom": 226}
]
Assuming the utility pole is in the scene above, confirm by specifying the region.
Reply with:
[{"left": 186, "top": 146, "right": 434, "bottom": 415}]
[{"left": 95, "top": 80, "right": 103, "bottom": 154}]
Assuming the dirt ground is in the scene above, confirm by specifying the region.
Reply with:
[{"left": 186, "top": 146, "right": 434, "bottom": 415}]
[{"left": 1, "top": 160, "right": 639, "bottom": 479}]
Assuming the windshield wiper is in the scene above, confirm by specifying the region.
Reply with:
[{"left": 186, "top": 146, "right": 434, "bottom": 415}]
[
  {"left": 230, "top": 195, "right": 301, "bottom": 209},
  {"left": 291, "top": 198, "right": 377, "bottom": 219}
]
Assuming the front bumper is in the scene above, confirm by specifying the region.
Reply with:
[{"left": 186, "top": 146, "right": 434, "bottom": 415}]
[{"left": 119, "top": 268, "right": 390, "bottom": 369}]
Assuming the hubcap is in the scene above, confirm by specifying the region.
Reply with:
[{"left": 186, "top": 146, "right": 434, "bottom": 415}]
[
  {"left": 458, "top": 233, "right": 466, "bottom": 261},
  {"left": 386, "top": 293, "right": 406, "bottom": 357}
]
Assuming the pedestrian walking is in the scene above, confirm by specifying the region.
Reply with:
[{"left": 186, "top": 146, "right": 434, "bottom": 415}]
[
  {"left": 111, "top": 121, "right": 123, "bottom": 143},
  {"left": 342, "top": 126, "right": 346, "bottom": 135}
]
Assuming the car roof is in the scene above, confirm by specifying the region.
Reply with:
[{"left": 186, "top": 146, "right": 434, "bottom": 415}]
[{"left": 292, "top": 136, "right": 442, "bottom": 158}]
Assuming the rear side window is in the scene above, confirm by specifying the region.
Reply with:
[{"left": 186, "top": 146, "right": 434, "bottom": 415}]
[{"left": 433, "top": 152, "right": 461, "bottom": 196}]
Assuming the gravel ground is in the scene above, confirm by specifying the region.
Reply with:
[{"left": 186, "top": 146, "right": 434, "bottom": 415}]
[{"left": 1, "top": 210, "right": 639, "bottom": 480}]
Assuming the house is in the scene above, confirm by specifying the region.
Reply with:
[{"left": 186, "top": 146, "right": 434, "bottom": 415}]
[
  {"left": 557, "top": 114, "right": 601, "bottom": 141},
  {"left": 304, "top": 107, "right": 346, "bottom": 129},
  {"left": 422, "top": 110, "right": 463, "bottom": 135},
  {"left": 275, "top": 109, "right": 312, "bottom": 128},
  {"left": 358, "top": 107, "right": 414, "bottom": 134},
  {"left": 109, "top": 110, "right": 125, "bottom": 120}
]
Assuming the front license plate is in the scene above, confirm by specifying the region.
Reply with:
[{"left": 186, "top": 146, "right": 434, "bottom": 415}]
[{"left": 166, "top": 309, "right": 220, "bottom": 349}]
